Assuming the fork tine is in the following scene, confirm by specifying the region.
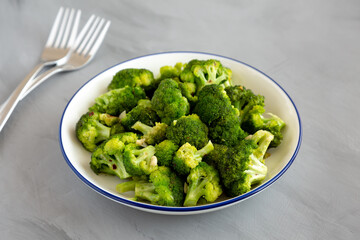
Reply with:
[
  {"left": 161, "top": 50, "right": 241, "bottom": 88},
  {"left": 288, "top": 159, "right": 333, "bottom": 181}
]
[
  {"left": 54, "top": 8, "right": 70, "bottom": 48},
  {"left": 60, "top": 8, "right": 74, "bottom": 48},
  {"left": 45, "top": 7, "right": 64, "bottom": 47},
  {"left": 73, "top": 15, "right": 95, "bottom": 50},
  {"left": 67, "top": 10, "right": 81, "bottom": 48},
  {"left": 76, "top": 16, "right": 101, "bottom": 54},
  {"left": 88, "top": 20, "right": 111, "bottom": 56},
  {"left": 81, "top": 18, "right": 105, "bottom": 56}
]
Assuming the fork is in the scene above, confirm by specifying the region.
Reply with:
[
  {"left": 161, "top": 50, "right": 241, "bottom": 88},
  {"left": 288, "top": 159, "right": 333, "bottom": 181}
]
[
  {"left": 0, "top": 7, "right": 81, "bottom": 132},
  {"left": 0, "top": 15, "right": 111, "bottom": 133},
  {"left": 22, "top": 15, "right": 111, "bottom": 99}
]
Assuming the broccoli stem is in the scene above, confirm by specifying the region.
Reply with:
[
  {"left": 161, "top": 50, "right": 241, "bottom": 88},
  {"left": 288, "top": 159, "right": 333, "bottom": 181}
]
[
  {"left": 94, "top": 121, "right": 111, "bottom": 142},
  {"left": 195, "top": 141, "right": 214, "bottom": 160},
  {"left": 250, "top": 130, "right": 274, "bottom": 161},
  {"left": 135, "top": 182, "right": 160, "bottom": 203},
  {"left": 245, "top": 154, "right": 268, "bottom": 185},
  {"left": 116, "top": 180, "right": 136, "bottom": 193},
  {"left": 114, "top": 153, "right": 132, "bottom": 179},
  {"left": 132, "top": 121, "right": 152, "bottom": 135},
  {"left": 183, "top": 178, "right": 209, "bottom": 206}
]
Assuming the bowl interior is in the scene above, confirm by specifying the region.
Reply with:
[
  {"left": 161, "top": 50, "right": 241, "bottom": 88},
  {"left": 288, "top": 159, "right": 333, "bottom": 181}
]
[{"left": 60, "top": 52, "right": 301, "bottom": 214}]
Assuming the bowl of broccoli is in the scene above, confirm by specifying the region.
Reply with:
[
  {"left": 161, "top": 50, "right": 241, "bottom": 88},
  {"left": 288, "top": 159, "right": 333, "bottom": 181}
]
[{"left": 59, "top": 51, "right": 302, "bottom": 215}]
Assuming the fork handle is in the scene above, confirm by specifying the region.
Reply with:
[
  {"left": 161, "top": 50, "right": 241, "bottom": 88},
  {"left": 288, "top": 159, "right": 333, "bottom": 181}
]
[
  {"left": 0, "top": 63, "right": 46, "bottom": 133},
  {"left": 20, "top": 65, "right": 65, "bottom": 100}
]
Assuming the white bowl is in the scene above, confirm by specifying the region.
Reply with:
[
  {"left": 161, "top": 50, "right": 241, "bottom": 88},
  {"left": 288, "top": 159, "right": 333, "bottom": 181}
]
[{"left": 59, "top": 52, "right": 302, "bottom": 215}]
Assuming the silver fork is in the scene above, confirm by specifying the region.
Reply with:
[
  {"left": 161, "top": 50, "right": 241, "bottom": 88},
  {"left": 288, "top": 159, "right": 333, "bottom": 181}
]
[
  {"left": 0, "top": 7, "right": 81, "bottom": 132},
  {"left": 22, "top": 15, "right": 111, "bottom": 99},
  {"left": 0, "top": 15, "right": 111, "bottom": 133}
]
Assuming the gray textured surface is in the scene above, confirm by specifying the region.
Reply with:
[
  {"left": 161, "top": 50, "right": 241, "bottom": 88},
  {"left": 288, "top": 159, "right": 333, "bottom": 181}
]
[{"left": 1, "top": 0, "right": 359, "bottom": 239}]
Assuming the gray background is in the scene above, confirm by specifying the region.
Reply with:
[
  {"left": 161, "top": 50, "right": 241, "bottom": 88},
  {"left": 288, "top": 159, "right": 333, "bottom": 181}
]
[{"left": 1, "top": 0, "right": 359, "bottom": 239}]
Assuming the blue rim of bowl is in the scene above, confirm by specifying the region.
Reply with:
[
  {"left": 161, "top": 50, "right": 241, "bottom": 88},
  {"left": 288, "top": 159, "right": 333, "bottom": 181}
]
[{"left": 59, "top": 51, "right": 302, "bottom": 213}]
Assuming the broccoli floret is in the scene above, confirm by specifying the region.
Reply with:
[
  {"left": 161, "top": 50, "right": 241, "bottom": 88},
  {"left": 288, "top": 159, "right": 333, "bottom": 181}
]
[
  {"left": 166, "top": 114, "right": 209, "bottom": 149},
  {"left": 216, "top": 130, "right": 274, "bottom": 197},
  {"left": 155, "top": 140, "right": 179, "bottom": 167},
  {"left": 108, "top": 68, "right": 155, "bottom": 92},
  {"left": 150, "top": 78, "right": 190, "bottom": 125},
  {"left": 110, "top": 123, "right": 125, "bottom": 135},
  {"left": 180, "top": 59, "right": 232, "bottom": 90},
  {"left": 225, "top": 85, "right": 264, "bottom": 124},
  {"left": 76, "top": 112, "right": 113, "bottom": 152},
  {"left": 193, "top": 59, "right": 232, "bottom": 87},
  {"left": 202, "top": 144, "right": 229, "bottom": 167},
  {"left": 116, "top": 166, "right": 184, "bottom": 206},
  {"left": 173, "top": 141, "right": 214, "bottom": 176},
  {"left": 89, "top": 86, "right": 146, "bottom": 116},
  {"left": 183, "top": 162, "right": 222, "bottom": 206},
  {"left": 131, "top": 121, "right": 167, "bottom": 145},
  {"left": 209, "top": 113, "right": 248, "bottom": 146},
  {"left": 90, "top": 134, "right": 137, "bottom": 179},
  {"left": 123, "top": 145, "right": 158, "bottom": 176},
  {"left": 241, "top": 105, "right": 285, "bottom": 148},
  {"left": 120, "top": 99, "right": 159, "bottom": 130},
  {"left": 193, "top": 84, "right": 235, "bottom": 125},
  {"left": 158, "top": 62, "right": 184, "bottom": 81}
]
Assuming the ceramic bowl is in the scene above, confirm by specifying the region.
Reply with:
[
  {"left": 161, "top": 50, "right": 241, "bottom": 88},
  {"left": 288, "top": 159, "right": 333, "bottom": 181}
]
[{"left": 59, "top": 52, "right": 302, "bottom": 215}]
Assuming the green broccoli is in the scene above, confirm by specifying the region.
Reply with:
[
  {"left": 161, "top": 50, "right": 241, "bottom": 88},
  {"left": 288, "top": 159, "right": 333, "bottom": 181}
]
[
  {"left": 89, "top": 86, "right": 146, "bottom": 116},
  {"left": 123, "top": 145, "right": 158, "bottom": 176},
  {"left": 193, "top": 84, "right": 235, "bottom": 125},
  {"left": 209, "top": 113, "right": 248, "bottom": 146},
  {"left": 172, "top": 141, "right": 214, "bottom": 176},
  {"left": 215, "top": 130, "right": 274, "bottom": 197},
  {"left": 150, "top": 78, "right": 190, "bottom": 125},
  {"left": 241, "top": 105, "right": 285, "bottom": 148},
  {"left": 202, "top": 143, "right": 229, "bottom": 167},
  {"left": 120, "top": 99, "right": 159, "bottom": 130},
  {"left": 166, "top": 114, "right": 209, "bottom": 149},
  {"left": 158, "top": 62, "right": 184, "bottom": 81},
  {"left": 116, "top": 166, "right": 184, "bottom": 206},
  {"left": 108, "top": 68, "right": 155, "bottom": 92},
  {"left": 155, "top": 140, "right": 179, "bottom": 167},
  {"left": 76, "top": 112, "right": 114, "bottom": 152},
  {"left": 90, "top": 133, "right": 138, "bottom": 179},
  {"left": 225, "top": 85, "right": 264, "bottom": 124},
  {"left": 183, "top": 162, "right": 222, "bottom": 206},
  {"left": 180, "top": 59, "right": 232, "bottom": 90},
  {"left": 131, "top": 121, "right": 167, "bottom": 145}
]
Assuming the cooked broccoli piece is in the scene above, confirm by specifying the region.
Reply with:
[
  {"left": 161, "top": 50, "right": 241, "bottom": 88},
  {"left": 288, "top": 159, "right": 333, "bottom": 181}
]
[
  {"left": 202, "top": 143, "right": 229, "bottom": 167},
  {"left": 98, "top": 113, "right": 120, "bottom": 126},
  {"left": 166, "top": 114, "right": 209, "bottom": 149},
  {"left": 179, "top": 59, "right": 203, "bottom": 83},
  {"left": 89, "top": 86, "right": 146, "bottom": 116},
  {"left": 150, "top": 78, "right": 190, "bottom": 125},
  {"left": 209, "top": 113, "right": 248, "bottom": 146},
  {"left": 241, "top": 105, "right": 285, "bottom": 148},
  {"left": 120, "top": 99, "right": 159, "bottom": 130},
  {"left": 123, "top": 145, "right": 158, "bottom": 176},
  {"left": 108, "top": 68, "right": 155, "bottom": 92},
  {"left": 116, "top": 166, "right": 184, "bottom": 206},
  {"left": 155, "top": 140, "right": 179, "bottom": 167},
  {"left": 183, "top": 162, "right": 222, "bottom": 206},
  {"left": 110, "top": 123, "right": 125, "bottom": 135},
  {"left": 173, "top": 141, "right": 214, "bottom": 176},
  {"left": 225, "top": 85, "right": 264, "bottom": 124},
  {"left": 90, "top": 133, "right": 138, "bottom": 179},
  {"left": 193, "top": 84, "right": 235, "bottom": 125},
  {"left": 215, "top": 130, "right": 274, "bottom": 197},
  {"left": 180, "top": 59, "right": 232, "bottom": 91},
  {"left": 76, "top": 112, "right": 114, "bottom": 152},
  {"left": 131, "top": 121, "right": 167, "bottom": 145},
  {"left": 158, "top": 62, "right": 184, "bottom": 81}
]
